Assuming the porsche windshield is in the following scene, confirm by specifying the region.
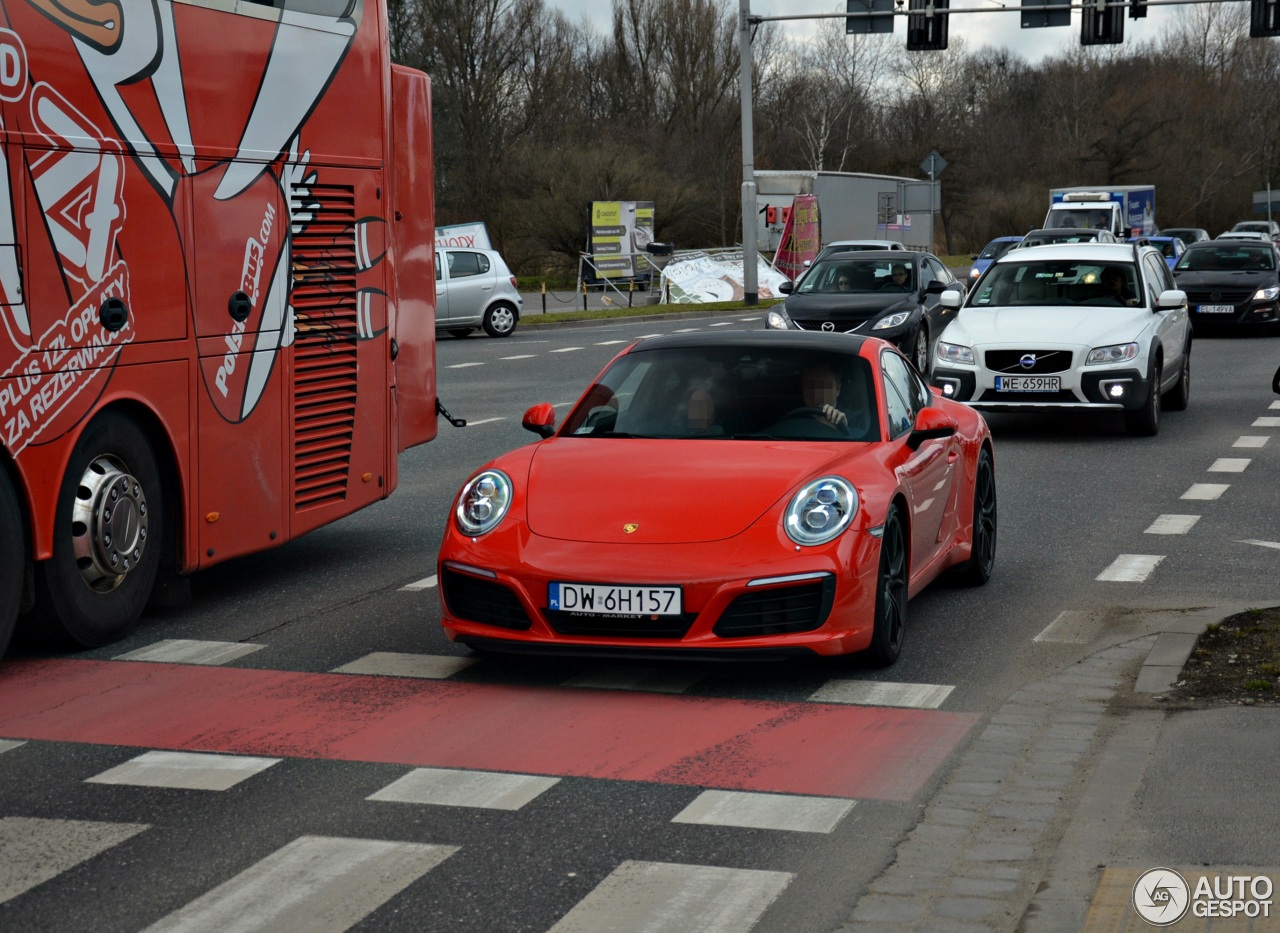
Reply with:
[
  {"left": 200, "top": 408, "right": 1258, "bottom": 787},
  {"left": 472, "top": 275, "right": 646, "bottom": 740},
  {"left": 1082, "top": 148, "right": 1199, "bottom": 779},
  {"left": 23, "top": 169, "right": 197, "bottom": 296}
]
[
  {"left": 796, "top": 258, "right": 914, "bottom": 295},
  {"left": 968, "top": 260, "right": 1141, "bottom": 308},
  {"left": 560, "top": 346, "right": 881, "bottom": 442}
]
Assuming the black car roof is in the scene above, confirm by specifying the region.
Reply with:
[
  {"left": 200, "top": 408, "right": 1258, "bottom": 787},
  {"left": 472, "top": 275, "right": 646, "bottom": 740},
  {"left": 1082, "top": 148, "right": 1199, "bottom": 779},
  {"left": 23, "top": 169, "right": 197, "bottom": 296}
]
[{"left": 629, "top": 330, "right": 870, "bottom": 355}]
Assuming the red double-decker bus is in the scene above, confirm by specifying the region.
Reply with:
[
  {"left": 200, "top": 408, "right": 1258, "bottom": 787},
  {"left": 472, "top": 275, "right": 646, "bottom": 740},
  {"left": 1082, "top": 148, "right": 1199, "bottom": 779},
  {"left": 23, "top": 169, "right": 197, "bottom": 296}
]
[{"left": 0, "top": 0, "right": 437, "bottom": 655}]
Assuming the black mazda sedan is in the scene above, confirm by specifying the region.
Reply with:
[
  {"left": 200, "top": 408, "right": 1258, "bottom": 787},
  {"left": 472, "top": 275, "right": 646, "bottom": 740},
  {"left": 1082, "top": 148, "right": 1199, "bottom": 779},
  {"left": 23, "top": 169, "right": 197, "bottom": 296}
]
[
  {"left": 1172, "top": 240, "right": 1280, "bottom": 329},
  {"left": 765, "top": 250, "right": 962, "bottom": 375}
]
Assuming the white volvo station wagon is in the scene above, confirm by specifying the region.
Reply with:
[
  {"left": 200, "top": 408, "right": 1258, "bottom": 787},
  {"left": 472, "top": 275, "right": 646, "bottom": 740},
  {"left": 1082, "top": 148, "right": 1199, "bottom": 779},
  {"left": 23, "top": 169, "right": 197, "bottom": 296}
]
[{"left": 930, "top": 242, "right": 1191, "bottom": 436}]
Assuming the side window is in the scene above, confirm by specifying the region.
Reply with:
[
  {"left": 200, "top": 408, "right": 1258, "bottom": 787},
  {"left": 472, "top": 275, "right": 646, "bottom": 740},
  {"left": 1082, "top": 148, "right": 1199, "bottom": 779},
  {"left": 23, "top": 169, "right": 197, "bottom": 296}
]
[
  {"left": 881, "top": 351, "right": 917, "bottom": 439},
  {"left": 926, "top": 256, "right": 952, "bottom": 287},
  {"left": 435, "top": 252, "right": 442, "bottom": 281},
  {"left": 1142, "top": 255, "right": 1167, "bottom": 301},
  {"left": 447, "top": 251, "right": 487, "bottom": 277},
  {"left": 918, "top": 260, "right": 936, "bottom": 289}
]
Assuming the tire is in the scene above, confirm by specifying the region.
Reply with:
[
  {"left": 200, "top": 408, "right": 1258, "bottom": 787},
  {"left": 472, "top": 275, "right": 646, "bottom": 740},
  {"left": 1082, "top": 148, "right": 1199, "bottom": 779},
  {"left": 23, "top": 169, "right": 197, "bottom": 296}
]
[
  {"left": 1163, "top": 343, "right": 1191, "bottom": 412},
  {"left": 910, "top": 324, "right": 929, "bottom": 376},
  {"left": 448, "top": 328, "right": 474, "bottom": 339},
  {"left": 864, "top": 505, "right": 908, "bottom": 667},
  {"left": 34, "top": 412, "right": 163, "bottom": 648},
  {"left": 1124, "top": 360, "right": 1161, "bottom": 436},
  {"left": 0, "top": 468, "right": 23, "bottom": 659},
  {"left": 953, "top": 447, "right": 996, "bottom": 586},
  {"left": 482, "top": 302, "right": 518, "bottom": 338}
]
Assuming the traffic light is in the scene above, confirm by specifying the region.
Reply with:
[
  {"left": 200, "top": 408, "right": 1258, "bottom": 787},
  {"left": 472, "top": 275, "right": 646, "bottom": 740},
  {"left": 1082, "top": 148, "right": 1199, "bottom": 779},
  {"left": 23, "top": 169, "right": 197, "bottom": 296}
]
[
  {"left": 765, "top": 206, "right": 778, "bottom": 225},
  {"left": 1129, "top": 0, "right": 1147, "bottom": 18},
  {"left": 906, "top": 0, "right": 950, "bottom": 50},
  {"left": 1081, "top": 0, "right": 1124, "bottom": 45},
  {"left": 1251, "top": 0, "right": 1280, "bottom": 37},
  {"left": 846, "top": 0, "right": 894, "bottom": 35}
]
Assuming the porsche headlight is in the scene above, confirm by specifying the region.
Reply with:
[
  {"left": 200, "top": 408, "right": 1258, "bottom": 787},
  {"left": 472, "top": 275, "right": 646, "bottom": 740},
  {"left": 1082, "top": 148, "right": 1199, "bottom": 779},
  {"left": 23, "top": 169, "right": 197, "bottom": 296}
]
[
  {"left": 455, "top": 470, "right": 513, "bottom": 536},
  {"left": 872, "top": 311, "right": 912, "bottom": 331},
  {"left": 936, "top": 341, "right": 975, "bottom": 365},
  {"left": 1255, "top": 285, "right": 1280, "bottom": 301},
  {"left": 766, "top": 308, "right": 792, "bottom": 329},
  {"left": 784, "top": 476, "right": 858, "bottom": 546},
  {"left": 1086, "top": 342, "right": 1138, "bottom": 365}
]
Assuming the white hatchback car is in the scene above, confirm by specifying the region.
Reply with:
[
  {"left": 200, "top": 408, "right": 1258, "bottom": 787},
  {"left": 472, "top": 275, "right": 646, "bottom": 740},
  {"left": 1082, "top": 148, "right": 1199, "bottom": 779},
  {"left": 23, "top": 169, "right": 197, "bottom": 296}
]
[
  {"left": 436, "top": 247, "right": 523, "bottom": 338},
  {"left": 930, "top": 242, "right": 1191, "bottom": 436}
]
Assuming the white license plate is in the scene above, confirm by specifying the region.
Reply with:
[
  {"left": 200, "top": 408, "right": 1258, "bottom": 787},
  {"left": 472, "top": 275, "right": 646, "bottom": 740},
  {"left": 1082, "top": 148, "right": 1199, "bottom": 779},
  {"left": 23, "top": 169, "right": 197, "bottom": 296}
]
[
  {"left": 1196, "top": 304, "right": 1234, "bottom": 314},
  {"left": 994, "top": 375, "right": 1060, "bottom": 392},
  {"left": 548, "top": 582, "right": 682, "bottom": 616}
]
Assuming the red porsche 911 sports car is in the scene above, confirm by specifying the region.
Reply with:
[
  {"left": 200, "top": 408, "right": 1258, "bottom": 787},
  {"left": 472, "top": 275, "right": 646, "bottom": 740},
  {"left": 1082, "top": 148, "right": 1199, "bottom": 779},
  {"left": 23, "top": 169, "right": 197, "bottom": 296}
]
[{"left": 438, "top": 331, "right": 995, "bottom": 666}]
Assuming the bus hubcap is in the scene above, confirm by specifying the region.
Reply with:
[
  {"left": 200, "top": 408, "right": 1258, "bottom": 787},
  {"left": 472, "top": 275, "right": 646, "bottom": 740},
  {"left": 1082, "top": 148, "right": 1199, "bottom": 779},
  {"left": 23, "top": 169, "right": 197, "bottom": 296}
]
[{"left": 71, "top": 456, "right": 149, "bottom": 592}]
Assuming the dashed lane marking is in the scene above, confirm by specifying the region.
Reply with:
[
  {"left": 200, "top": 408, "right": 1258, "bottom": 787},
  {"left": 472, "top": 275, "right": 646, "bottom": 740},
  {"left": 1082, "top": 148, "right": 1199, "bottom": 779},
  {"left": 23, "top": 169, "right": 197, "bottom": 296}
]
[
  {"left": 115, "top": 640, "right": 266, "bottom": 666},
  {"left": 1271, "top": 400, "right": 1280, "bottom": 409},
  {"left": 140, "top": 835, "right": 457, "bottom": 933},
  {"left": 1096, "top": 554, "right": 1164, "bottom": 582},
  {"left": 1208, "top": 458, "right": 1250, "bottom": 472},
  {"left": 399, "top": 574, "right": 437, "bottom": 592},
  {"left": 0, "top": 817, "right": 148, "bottom": 905},
  {"left": 671, "top": 790, "right": 855, "bottom": 834},
  {"left": 709, "top": 321, "right": 736, "bottom": 326},
  {"left": 331, "top": 653, "right": 476, "bottom": 679},
  {"left": 594, "top": 340, "right": 627, "bottom": 345},
  {"left": 1181, "top": 483, "right": 1230, "bottom": 500},
  {"left": 499, "top": 354, "right": 535, "bottom": 360},
  {"left": 1239, "top": 539, "right": 1280, "bottom": 551},
  {"left": 673, "top": 327, "right": 702, "bottom": 333},
  {"left": 807, "top": 680, "right": 953, "bottom": 709},
  {"left": 1144, "top": 514, "right": 1200, "bottom": 535},
  {"left": 87, "top": 751, "right": 281, "bottom": 791},
  {"left": 0, "top": 740, "right": 23, "bottom": 754},
  {"left": 0, "top": 660, "right": 979, "bottom": 801},
  {"left": 1234, "top": 435, "right": 1270, "bottom": 448},
  {"left": 464, "top": 417, "right": 505, "bottom": 426},
  {"left": 367, "top": 767, "right": 559, "bottom": 811},
  {"left": 548, "top": 861, "right": 792, "bottom": 933},
  {"left": 637, "top": 333, "right": 664, "bottom": 338},
  {"left": 1252, "top": 416, "right": 1280, "bottom": 427},
  {"left": 446, "top": 362, "right": 484, "bottom": 369},
  {"left": 550, "top": 347, "right": 583, "bottom": 353}
]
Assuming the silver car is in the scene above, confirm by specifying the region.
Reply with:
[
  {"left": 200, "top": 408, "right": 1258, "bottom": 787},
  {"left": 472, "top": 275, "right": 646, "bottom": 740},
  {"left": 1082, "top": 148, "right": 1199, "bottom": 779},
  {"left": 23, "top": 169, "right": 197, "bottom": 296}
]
[{"left": 436, "top": 247, "right": 523, "bottom": 337}]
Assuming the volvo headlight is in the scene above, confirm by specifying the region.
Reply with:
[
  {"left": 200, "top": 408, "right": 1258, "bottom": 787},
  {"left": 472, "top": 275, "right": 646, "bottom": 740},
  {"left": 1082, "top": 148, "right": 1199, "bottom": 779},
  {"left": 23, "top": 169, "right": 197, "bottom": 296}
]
[
  {"left": 1086, "top": 342, "right": 1138, "bottom": 365},
  {"left": 455, "top": 470, "right": 513, "bottom": 536},
  {"left": 784, "top": 476, "right": 858, "bottom": 546},
  {"left": 872, "top": 311, "right": 912, "bottom": 330},
  {"left": 1255, "top": 286, "right": 1280, "bottom": 301},
  {"left": 936, "top": 342, "right": 975, "bottom": 365},
  {"left": 766, "top": 308, "right": 791, "bottom": 329}
]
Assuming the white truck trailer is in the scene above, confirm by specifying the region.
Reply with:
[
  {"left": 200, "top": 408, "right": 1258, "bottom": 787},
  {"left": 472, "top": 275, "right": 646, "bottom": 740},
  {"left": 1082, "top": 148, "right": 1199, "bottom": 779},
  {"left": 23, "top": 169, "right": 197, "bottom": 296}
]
[{"left": 1045, "top": 186, "right": 1157, "bottom": 238}]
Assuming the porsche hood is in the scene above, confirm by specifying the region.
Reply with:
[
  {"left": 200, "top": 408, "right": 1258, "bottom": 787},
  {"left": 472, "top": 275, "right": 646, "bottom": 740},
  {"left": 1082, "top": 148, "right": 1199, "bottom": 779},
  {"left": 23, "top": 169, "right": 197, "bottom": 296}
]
[{"left": 521, "top": 439, "right": 875, "bottom": 544}]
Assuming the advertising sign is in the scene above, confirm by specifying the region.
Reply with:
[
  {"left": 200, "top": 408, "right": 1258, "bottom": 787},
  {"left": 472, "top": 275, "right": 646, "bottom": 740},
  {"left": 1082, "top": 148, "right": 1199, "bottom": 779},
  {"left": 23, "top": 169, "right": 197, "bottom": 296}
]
[
  {"left": 772, "top": 194, "right": 820, "bottom": 281},
  {"left": 590, "top": 201, "right": 655, "bottom": 279},
  {"left": 662, "top": 250, "right": 789, "bottom": 304},
  {"left": 435, "top": 222, "right": 492, "bottom": 250}
]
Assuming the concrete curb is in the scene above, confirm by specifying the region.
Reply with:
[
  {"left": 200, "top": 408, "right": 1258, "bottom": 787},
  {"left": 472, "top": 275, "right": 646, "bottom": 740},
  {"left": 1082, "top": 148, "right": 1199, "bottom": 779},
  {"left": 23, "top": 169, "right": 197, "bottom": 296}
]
[{"left": 1132, "top": 602, "right": 1279, "bottom": 695}]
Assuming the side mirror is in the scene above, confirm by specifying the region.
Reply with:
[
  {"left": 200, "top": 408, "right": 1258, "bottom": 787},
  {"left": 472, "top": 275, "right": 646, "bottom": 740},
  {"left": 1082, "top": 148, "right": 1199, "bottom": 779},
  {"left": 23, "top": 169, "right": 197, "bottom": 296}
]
[
  {"left": 522, "top": 402, "right": 556, "bottom": 438},
  {"left": 779, "top": 280, "right": 794, "bottom": 294},
  {"left": 924, "top": 281, "right": 949, "bottom": 295},
  {"left": 906, "top": 406, "right": 958, "bottom": 450},
  {"left": 939, "top": 288, "right": 964, "bottom": 311},
  {"left": 1155, "top": 288, "right": 1187, "bottom": 312}
]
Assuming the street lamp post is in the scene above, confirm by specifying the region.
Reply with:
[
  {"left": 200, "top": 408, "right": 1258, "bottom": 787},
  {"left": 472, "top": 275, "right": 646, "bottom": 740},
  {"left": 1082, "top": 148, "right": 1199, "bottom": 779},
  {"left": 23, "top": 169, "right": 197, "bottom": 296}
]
[{"left": 739, "top": 0, "right": 758, "bottom": 306}]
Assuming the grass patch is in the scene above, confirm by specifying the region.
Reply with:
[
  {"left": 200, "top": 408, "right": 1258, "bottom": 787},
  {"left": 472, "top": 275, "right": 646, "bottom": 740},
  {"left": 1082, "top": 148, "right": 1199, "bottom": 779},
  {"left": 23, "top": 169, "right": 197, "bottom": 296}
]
[{"left": 1169, "top": 606, "right": 1280, "bottom": 705}]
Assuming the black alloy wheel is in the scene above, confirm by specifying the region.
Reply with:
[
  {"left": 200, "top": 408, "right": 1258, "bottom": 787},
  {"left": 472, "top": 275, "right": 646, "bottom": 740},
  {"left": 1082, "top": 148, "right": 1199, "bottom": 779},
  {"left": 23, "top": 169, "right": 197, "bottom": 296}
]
[
  {"left": 911, "top": 325, "right": 930, "bottom": 376},
  {"left": 1163, "top": 344, "right": 1191, "bottom": 412},
  {"left": 865, "top": 505, "right": 908, "bottom": 667},
  {"left": 1125, "top": 360, "right": 1161, "bottom": 436}
]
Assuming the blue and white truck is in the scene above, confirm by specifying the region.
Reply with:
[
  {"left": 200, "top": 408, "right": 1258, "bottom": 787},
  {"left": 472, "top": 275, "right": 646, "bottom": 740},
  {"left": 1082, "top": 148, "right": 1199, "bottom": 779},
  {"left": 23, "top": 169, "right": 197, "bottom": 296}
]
[{"left": 1044, "top": 186, "right": 1156, "bottom": 238}]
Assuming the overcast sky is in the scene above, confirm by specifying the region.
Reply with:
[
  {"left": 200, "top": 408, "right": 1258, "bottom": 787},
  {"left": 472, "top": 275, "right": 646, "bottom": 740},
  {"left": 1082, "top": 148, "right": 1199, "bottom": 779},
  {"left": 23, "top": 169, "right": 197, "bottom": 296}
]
[{"left": 547, "top": 0, "right": 1186, "bottom": 65}]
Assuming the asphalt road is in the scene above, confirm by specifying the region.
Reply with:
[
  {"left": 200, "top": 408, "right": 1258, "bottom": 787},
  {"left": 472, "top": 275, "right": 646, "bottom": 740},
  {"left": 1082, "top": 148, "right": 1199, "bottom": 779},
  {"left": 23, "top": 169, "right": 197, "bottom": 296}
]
[{"left": 1, "top": 314, "right": 1278, "bottom": 932}]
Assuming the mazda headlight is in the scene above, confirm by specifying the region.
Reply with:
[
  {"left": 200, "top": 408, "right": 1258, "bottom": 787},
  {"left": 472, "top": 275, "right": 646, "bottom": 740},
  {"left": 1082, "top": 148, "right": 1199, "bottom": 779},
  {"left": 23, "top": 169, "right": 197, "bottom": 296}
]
[
  {"left": 455, "top": 470, "right": 513, "bottom": 536},
  {"left": 784, "top": 476, "right": 858, "bottom": 546},
  {"left": 1255, "top": 286, "right": 1280, "bottom": 301},
  {"left": 872, "top": 311, "right": 912, "bottom": 331},
  {"left": 936, "top": 341, "right": 975, "bottom": 365},
  {"left": 766, "top": 308, "right": 792, "bottom": 329},
  {"left": 1086, "top": 342, "right": 1138, "bottom": 365}
]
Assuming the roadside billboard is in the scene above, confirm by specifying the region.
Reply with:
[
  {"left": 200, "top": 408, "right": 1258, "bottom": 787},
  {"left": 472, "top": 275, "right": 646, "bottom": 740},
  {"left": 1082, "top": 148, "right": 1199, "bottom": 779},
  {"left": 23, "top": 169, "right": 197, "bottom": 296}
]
[
  {"left": 661, "top": 250, "right": 789, "bottom": 303},
  {"left": 435, "top": 222, "right": 492, "bottom": 250},
  {"left": 590, "top": 201, "right": 655, "bottom": 279}
]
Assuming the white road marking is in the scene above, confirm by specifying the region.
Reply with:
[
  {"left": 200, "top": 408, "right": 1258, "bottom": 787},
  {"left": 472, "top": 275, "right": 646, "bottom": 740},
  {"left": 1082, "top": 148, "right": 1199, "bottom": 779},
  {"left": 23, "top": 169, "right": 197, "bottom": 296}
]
[
  {"left": 738, "top": 316, "right": 762, "bottom": 321},
  {"left": 673, "top": 327, "right": 701, "bottom": 333},
  {"left": 709, "top": 321, "right": 736, "bottom": 326},
  {"left": 87, "top": 751, "right": 281, "bottom": 791},
  {"left": 595, "top": 340, "right": 627, "bottom": 345},
  {"left": 550, "top": 346, "right": 583, "bottom": 353},
  {"left": 114, "top": 640, "right": 266, "bottom": 666},
  {"left": 368, "top": 767, "right": 558, "bottom": 811},
  {"left": 1234, "top": 436, "right": 1270, "bottom": 448},
  {"left": 808, "top": 680, "right": 953, "bottom": 709},
  {"left": 553, "top": 401, "right": 575, "bottom": 407},
  {"left": 400, "top": 574, "right": 438, "bottom": 591},
  {"left": 0, "top": 818, "right": 148, "bottom": 904},
  {"left": 465, "top": 417, "right": 505, "bottom": 426},
  {"left": 141, "top": 836, "right": 456, "bottom": 933},
  {"left": 1208, "top": 458, "right": 1250, "bottom": 473},
  {"left": 1096, "top": 554, "right": 1164, "bottom": 582},
  {"left": 499, "top": 354, "right": 535, "bottom": 360},
  {"left": 672, "top": 791, "right": 856, "bottom": 834},
  {"left": 332, "top": 653, "right": 476, "bottom": 680},
  {"left": 1033, "top": 610, "right": 1097, "bottom": 644},
  {"left": 637, "top": 333, "right": 664, "bottom": 338},
  {"left": 1181, "top": 483, "right": 1230, "bottom": 500},
  {"left": 1271, "top": 400, "right": 1280, "bottom": 409},
  {"left": 1144, "top": 514, "right": 1200, "bottom": 535},
  {"left": 447, "top": 362, "right": 484, "bottom": 369},
  {"left": 0, "top": 740, "right": 24, "bottom": 754},
  {"left": 562, "top": 665, "right": 704, "bottom": 694},
  {"left": 1252, "top": 416, "right": 1280, "bottom": 427},
  {"left": 549, "top": 861, "right": 793, "bottom": 933},
  {"left": 1239, "top": 539, "right": 1280, "bottom": 551}
]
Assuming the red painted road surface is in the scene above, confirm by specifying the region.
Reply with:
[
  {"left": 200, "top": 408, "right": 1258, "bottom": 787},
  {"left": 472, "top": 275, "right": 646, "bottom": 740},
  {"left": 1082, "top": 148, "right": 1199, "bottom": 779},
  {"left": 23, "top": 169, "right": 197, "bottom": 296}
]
[{"left": 0, "top": 659, "right": 979, "bottom": 801}]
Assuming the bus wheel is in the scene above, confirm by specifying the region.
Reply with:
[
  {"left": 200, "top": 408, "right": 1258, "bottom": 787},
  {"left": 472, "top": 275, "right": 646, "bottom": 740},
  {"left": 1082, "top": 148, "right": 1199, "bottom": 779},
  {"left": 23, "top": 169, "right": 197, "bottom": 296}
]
[
  {"left": 36, "top": 413, "right": 163, "bottom": 647},
  {"left": 0, "top": 467, "right": 22, "bottom": 658}
]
